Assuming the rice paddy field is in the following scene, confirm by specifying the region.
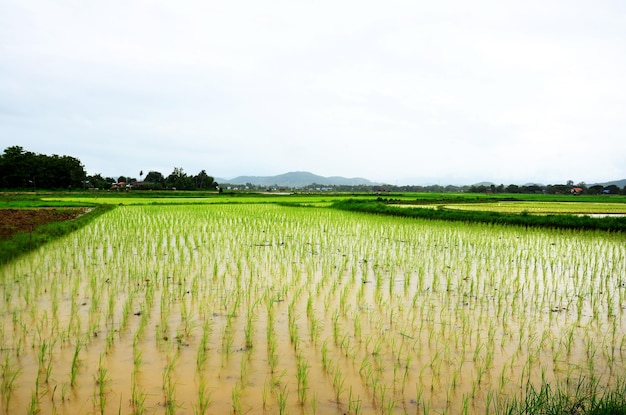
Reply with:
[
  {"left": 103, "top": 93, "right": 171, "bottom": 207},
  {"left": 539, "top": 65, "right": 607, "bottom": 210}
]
[
  {"left": 442, "top": 201, "right": 626, "bottom": 216},
  {"left": 1, "top": 201, "right": 625, "bottom": 414}
]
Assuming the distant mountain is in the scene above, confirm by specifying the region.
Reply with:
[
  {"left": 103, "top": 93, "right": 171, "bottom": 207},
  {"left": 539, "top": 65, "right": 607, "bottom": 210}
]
[
  {"left": 594, "top": 179, "right": 626, "bottom": 188},
  {"left": 217, "top": 171, "right": 377, "bottom": 188}
]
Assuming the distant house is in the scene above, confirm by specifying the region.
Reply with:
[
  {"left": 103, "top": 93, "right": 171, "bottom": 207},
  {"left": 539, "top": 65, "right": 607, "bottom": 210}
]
[
  {"left": 110, "top": 181, "right": 133, "bottom": 190},
  {"left": 570, "top": 187, "right": 584, "bottom": 195}
]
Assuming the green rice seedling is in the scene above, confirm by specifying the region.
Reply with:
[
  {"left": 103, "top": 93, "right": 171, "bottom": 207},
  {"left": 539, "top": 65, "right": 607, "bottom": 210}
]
[
  {"left": 105, "top": 327, "right": 115, "bottom": 354},
  {"left": 308, "top": 314, "right": 321, "bottom": 346},
  {"left": 266, "top": 298, "right": 279, "bottom": 371},
  {"left": 163, "top": 379, "right": 178, "bottom": 415},
  {"left": 179, "top": 299, "right": 196, "bottom": 340},
  {"left": 44, "top": 352, "right": 54, "bottom": 385},
  {"left": 36, "top": 339, "right": 47, "bottom": 376},
  {"left": 162, "top": 352, "right": 179, "bottom": 415},
  {"left": 196, "top": 341, "right": 207, "bottom": 374},
  {"left": 244, "top": 303, "right": 256, "bottom": 351},
  {"left": 276, "top": 385, "right": 288, "bottom": 415},
  {"left": 288, "top": 303, "right": 300, "bottom": 351},
  {"left": 267, "top": 336, "right": 278, "bottom": 374},
  {"left": 348, "top": 386, "right": 363, "bottom": 415},
  {"left": 296, "top": 352, "right": 309, "bottom": 405},
  {"left": 221, "top": 321, "right": 235, "bottom": 364},
  {"left": 384, "top": 391, "right": 395, "bottom": 415},
  {"left": 70, "top": 339, "right": 81, "bottom": 387},
  {"left": 130, "top": 372, "right": 147, "bottom": 414},
  {"left": 132, "top": 346, "right": 143, "bottom": 374},
  {"left": 106, "top": 289, "right": 116, "bottom": 326},
  {"left": 353, "top": 315, "right": 363, "bottom": 343},
  {"left": 95, "top": 354, "right": 108, "bottom": 415},
  {"left": 262, "top": 378, "right": 270, "bottom": 410},
  {"left": 332, "top": 367, "right": 346, "bottom": 403},
  {"left": 1, "top": 354, "right": 20, "bottom": 412},
  {"left": 27, "top": 381, "right": 40, "bottom": 415},
  {"left": 119, "top": 294, "right": 133, "bottom": 335},
  {"left": 232, "top": 381, "right": 243, "bottom": 415},
  {"left": 331, "top": 310, "right": 342, "bottom": 346},
  {"left": 321, "top": 339, "right": 330, "bottom": 372},
  {"left": 239, "top": 354, "right": 249, "bottom": 384}
]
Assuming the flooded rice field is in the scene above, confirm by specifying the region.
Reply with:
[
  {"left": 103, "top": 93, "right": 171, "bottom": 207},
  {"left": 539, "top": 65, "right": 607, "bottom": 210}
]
[{"left": 1, "top": 204, "right": 625, "bottom": 414}]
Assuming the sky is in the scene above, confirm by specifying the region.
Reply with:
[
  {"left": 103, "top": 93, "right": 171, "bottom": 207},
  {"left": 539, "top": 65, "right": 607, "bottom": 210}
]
[{"left": 1, "top": 1, "right": 625, "bottom": 185}]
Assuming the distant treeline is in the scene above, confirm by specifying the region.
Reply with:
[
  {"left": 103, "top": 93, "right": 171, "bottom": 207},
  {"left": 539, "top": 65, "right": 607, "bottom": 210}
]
[
  {"left": 381, "top": 182, "right": 625, "bottom": 195},
  {"left": 2, "top": 146, "right": 624, "bottom": 194},
  {"left": 332, "top": 200, "right": 626, "bottom": 232},
  {"left": 255, "top": 182, "right": 625, "bottom": 195},
  {"left": 465, "top": 182, "right": 625, "bottom": 195},
  {"left": 105, "top": 168, "right": 218, "bottom": 191}
]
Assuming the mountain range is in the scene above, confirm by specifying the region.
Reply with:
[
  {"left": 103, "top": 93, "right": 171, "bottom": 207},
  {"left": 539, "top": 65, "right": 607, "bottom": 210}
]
[
  {"left": 216, "top": 171, "right": 377, "bottom": 188},
  {"left": 596, "top": 179, "right": 626, "bottom": 188},
  {"left": 216, "top": 171, "right": 626, "bottom": 189}
]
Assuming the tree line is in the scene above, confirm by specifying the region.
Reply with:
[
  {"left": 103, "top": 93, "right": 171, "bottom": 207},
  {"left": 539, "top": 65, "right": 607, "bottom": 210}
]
[
  {"left": 465, "top": 181, "right": 626, "bottom": 195},
  {"left": 105, "top": 168, "right": 218, "bottom": 191},
  {"left": 0, "top": 146, "right": 86, "bottom": 190},
  {"left": 0, "top": 146, "right": 218, "bottom": 191},
  {"left": 2, "top": 146, "right": 623, "bottom": 194}
]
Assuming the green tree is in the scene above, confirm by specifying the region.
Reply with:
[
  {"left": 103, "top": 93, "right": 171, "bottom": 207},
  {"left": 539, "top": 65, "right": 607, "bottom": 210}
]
[
  {"left": 587, "top": 185, "right": 604, "bottom": 195},
  {"left": 605, "top": 185, "right": 620, "bottom": 194},
  {"left": 545, "top": 184, "right": 570, "bottom": 194},
  {"left": 144, "top": 171, "right": 165, "bottom": 189},
  {"left": 86, "top": 174, "right": 115, "bottom": 189},
  {"left": 193, "top": 170, "right": 216, "bottom": 190},
  {"left": 505, "top": 184, "right": 520, "bottom": 193},
  {"left": 0, "top": 146, "right": 34, "bottom": 188},
  {"left": 166, "top": 167, "right": 194, "bottom": 190}
]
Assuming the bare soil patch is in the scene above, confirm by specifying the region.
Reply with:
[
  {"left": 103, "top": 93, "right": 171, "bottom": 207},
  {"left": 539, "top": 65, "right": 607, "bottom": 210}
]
[{"left": 0, "top": 208, "right": 87, "bottom": 240}]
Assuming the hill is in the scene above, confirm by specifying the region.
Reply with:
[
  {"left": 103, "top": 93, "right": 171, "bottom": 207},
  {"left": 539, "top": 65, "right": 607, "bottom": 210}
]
[
  {"left": 217, "top": 171, "right": 377, "bottom": 188},
  {"left": 595, "top": 179, "right": 626, "bottom": 188}
]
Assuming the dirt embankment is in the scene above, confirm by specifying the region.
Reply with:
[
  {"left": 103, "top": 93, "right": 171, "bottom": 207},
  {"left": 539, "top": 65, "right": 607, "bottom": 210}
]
[{"left": 0, "top": 208, "right": 87, "bottom": 240}]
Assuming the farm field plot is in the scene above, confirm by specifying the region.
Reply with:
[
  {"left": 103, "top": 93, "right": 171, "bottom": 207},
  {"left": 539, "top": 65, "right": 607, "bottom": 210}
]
[
  {"left": 1, "top": 204, "right": 625, "bottom": 414},
  {"left": 41, "top": 194, "right": 378, "bottom": 207},
  {"left": 442, "top": 201, "right": 626, "bottom": 215},
  {"left": 0, "top": 208, "right": 88, "bottom": 240}
]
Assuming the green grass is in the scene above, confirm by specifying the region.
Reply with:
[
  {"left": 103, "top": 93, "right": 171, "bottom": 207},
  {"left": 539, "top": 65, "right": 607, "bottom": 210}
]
[{"left": 497, "top": 378, "right": 626, "bottom": 415}]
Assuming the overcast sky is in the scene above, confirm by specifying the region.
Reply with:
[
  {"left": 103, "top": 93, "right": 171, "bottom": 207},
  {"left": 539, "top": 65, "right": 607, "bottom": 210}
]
[{"left": 1, "top": 1, "right": 625, "bottom": 185}]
